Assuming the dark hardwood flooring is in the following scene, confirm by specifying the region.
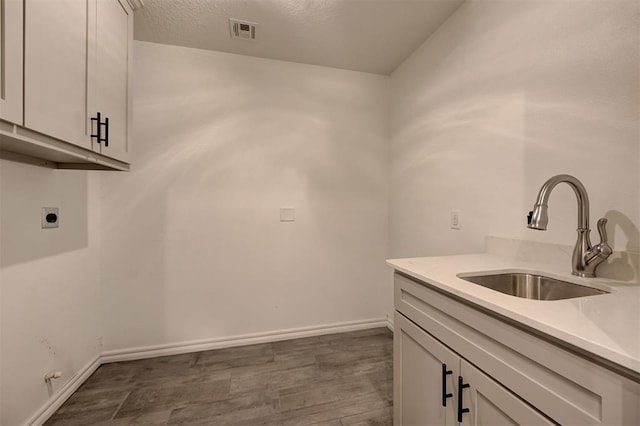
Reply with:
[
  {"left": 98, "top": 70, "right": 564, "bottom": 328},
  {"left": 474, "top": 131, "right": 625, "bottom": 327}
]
[{"left": 44, "top": 327, "right": 393, "bottom": 425}]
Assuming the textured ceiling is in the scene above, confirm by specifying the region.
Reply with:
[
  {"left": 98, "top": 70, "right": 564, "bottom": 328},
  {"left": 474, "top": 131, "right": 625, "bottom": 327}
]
[{"left": 133, "top": 0, "right": 464, "bottom": 75}]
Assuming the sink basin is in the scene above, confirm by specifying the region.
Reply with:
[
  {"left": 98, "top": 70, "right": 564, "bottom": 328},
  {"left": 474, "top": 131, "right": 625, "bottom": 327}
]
[{"left": 457, "top": 272, "right": 609, "bottom": 300}]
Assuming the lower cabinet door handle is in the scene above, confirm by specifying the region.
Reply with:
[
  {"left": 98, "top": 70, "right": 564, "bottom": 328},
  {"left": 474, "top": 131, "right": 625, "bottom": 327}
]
[
  {"left": 441, "top": 364, "right": 453, "bottom": 406},
  {"left": 457, "top": 375, "right": 470, "bottom": 422}
]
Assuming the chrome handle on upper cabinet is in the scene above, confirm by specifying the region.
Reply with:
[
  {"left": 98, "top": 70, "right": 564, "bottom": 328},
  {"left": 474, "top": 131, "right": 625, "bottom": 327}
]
[
  {"left": 457, "top": 375, "right": 470, "bottom": 422},
  {"left": 442, "top": 364, "right": 453, "bottom": 407}
]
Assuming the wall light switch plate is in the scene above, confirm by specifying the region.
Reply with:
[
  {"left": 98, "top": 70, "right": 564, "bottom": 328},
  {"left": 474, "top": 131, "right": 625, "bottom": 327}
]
[
  {"left": 280, "top": 207, "right": 295, "bottom": 222},
  {"left": 42, "top": 207, "right": 59, "bottom": 229}
]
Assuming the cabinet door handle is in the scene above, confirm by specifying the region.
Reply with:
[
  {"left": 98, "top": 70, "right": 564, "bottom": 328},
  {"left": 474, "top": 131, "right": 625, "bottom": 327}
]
[
  {"left": 457, "top": 375, "right": 470, "bottom": 422},
  {"left": 104, "top": 117, "right": 109, "bottom": 147},
  {"left": 91, "top": 112, "right": 109, "bottom": 146},
  {"left": 91, "top": 112, "right": 102, "bottom": 144},
  {"left": 441, "top": 364, "right": 453, "bottom": 407}
]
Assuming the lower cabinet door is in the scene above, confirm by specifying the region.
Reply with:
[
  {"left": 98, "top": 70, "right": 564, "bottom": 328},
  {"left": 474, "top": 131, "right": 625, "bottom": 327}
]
[
  {"left": 394, "top": 312, "right": 459, "bottom": 426},
  {"left": 459, "top": 359, "right": 555, "bottom": 426}
]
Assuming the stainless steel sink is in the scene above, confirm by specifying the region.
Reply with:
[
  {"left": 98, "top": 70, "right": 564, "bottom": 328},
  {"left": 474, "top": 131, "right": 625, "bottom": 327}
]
[{"left": 457, "top": 272, "right": 609, "bottom": 300}]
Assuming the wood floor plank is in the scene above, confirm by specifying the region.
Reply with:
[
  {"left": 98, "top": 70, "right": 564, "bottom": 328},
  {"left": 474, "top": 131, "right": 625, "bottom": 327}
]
[
  {"left": 278, "top": 377, "right": 379, "bottom": 412},
  {"left": 115, "top": 378, "right": 230, "bottom": 418},
  {"left": 230, "top": 364, "right": 321, "bottom": 395},
  {"left": 340, "top": 407, "right": 393, "bottom": 425},
  {"left": 308, "top": 420, "right": 343, "bottom": 426},
  {"left": 172, "top": 404, "right": 279, "bottom": 426},
  {"left": 93, "top": 409, "right": 172, "bottom": 425},
  {"left": 44, "top": 388, "right": 131, "bottom": 425},
  {"left": 276, "top": 393, "right": 391, "bottom": 426},
  {"left": 194, "top": 343, "right": 275, "bottom": 371},
  {"left": 168, "top": 391, "right": 280, "bottom": 424},
  {"left": 46, "top": 327, "right": 393, "bottom": 425},
  {"left": 225, "top": 353, "right": 317, "bottom": 379}
]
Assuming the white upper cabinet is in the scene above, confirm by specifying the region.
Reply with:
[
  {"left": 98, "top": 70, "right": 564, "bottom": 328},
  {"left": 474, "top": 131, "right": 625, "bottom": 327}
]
[
  {"left": 23, "top": 0, "right": 132, "bottom": 164},
  {"left": 0, "top": 0, "right": 24, "bottom": 125},
  {"left": 25, "top": 0, "right": 92, "bottom": 150},
  {"left": 89, "top": 0, "right": 132, "bottom": 162}
]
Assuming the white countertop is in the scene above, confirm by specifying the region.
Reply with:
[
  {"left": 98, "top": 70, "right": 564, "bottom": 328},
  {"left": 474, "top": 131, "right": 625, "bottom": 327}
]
[{"left": 387, "top": 251, "right": 640, "bottom": 376}]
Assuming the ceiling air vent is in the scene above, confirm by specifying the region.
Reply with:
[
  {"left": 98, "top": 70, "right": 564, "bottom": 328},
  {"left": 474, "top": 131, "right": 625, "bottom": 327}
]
[{"left": 229, "top": 19, "right": 258, "bottom": 41}]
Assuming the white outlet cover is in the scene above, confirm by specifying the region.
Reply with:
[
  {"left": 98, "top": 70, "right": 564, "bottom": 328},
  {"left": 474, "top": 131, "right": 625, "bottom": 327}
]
[
  {"left": 280, "top": 207, "right": 295, "bottom": 222},
  {"left": 42, "top": 207, "right": 59, "bottom": 229},
  {"left": 450, "top": 209, "right": 461, "bottom": 230}
]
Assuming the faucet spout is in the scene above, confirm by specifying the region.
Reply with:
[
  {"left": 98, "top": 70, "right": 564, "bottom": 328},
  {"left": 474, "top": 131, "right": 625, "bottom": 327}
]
[
  {"left": 527, "top": 174, "right": 610, "bottom": 278},
  {"left": 527, "top": 174, "right": 589, "bottom": 231}
]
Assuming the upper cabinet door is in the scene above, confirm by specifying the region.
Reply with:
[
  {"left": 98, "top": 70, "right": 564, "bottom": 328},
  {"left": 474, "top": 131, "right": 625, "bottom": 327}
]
[
  {"left": 90, "top": 0, "right": 132, "bottom": 163},
  {"left": 24, "top": 0, "right": 91, "bottom": 150},
  {"left": 0, "top": 0, "right": 24, "bottom": 125}
]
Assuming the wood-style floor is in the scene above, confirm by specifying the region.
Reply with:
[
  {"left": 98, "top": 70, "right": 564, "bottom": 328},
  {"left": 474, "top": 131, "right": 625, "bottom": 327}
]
[{"left": 44, "top": 327, "right": 393, "bottom": 425}]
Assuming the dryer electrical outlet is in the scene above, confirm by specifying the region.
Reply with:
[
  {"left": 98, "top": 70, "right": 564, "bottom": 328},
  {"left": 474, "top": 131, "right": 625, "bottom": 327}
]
[{"left": 42, "top": 207, "right": 59, "bottom": 229}]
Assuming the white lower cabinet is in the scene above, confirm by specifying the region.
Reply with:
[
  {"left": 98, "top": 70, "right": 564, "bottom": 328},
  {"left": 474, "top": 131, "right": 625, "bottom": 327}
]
[
  {"left": 395, "top": 313, "right": 552, "bottom": 426},
  {"left": 393, "top": 273, "right": 640, "bottom": 426},
  {"left": 461, "top": 359, "right": 552, "bottom": 425},
  {"left": 395, "top": 312, "right": 459, "bottom": 426}
]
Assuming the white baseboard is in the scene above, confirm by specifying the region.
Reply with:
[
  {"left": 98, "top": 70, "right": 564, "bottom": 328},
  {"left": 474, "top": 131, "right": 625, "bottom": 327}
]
[
  {"left": 26, "top": 355, "right": 101, "bottom": 426},
  {"left": 28, "top": 317, "right": 388, "bottom": 425},
  {"left": 386, "top": 316, "right": 394, "bottom": 332},
  {"left": 100, "top": 317, "right": 388, "bottom": 363}
]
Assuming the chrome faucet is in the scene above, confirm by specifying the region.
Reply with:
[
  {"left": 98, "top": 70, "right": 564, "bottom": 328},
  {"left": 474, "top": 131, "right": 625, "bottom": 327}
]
[{"left": 527, "top": 174, "right": 612, "bottom": 277}]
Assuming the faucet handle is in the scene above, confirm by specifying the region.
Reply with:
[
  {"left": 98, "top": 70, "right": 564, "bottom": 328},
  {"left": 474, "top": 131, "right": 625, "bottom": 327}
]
[
  {"left": 596, "top": 218, "right": 610, "bottom": 245},
  {"left": 583, "top": 218, "right": 612, "bottom": 274},
  {"left": 594, "top": 218, "right": 613, "bottom": 258}
]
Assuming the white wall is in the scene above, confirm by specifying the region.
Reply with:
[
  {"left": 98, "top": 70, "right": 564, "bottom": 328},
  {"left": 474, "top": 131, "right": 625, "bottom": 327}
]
[
  {"left": 389, "top": 0, "right": 640, "bottom": 259},
  {"left": 4, "top": 3, "right": 638, "bottom": 423},
  {"left": 99, "top": 42, "right": 390, "bottom": 350},
  {"left": 0, "top": 160, "right": 102, "bottom": 426}
]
